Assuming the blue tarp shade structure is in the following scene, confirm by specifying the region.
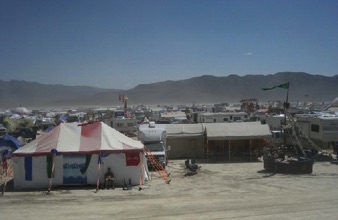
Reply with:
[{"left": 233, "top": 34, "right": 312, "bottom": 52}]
[
  {"left": 0, "top": 134, "right": 22, "bottom": 151},
  {"left": 0, "top": 134, "right": 22, "bottom": 149},
  {"left": 59, "top": 115, "right": 69, "bottom": 122}
]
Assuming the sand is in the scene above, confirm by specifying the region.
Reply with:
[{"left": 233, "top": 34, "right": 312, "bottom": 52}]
[{"left": 1, "top": 160, "right": 338, "bottom": 219}]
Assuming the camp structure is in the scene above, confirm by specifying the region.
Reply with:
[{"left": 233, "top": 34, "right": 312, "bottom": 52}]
[
  {"left": 161, "top": 122, "right": 271, "bottom": 161},
  {"left": 0, "top": 134, "right": 22, "bottom": 157},
  {"left": 12, "top": 122, "right": 147, "bottom": 190},
  {"left": 203, "top": 122, "right": 271, "bottom": 162},
  {"left": 165, "top": 124, "right": 206, "bottom": 159}
]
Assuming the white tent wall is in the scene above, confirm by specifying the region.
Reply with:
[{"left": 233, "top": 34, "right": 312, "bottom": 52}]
[
  {"left": 13, "top": 156, "right": 64, "bottom": 189},
  {"left": 99, "top": 153, "right": 146, "bottom": 187},
  {"left": 13, "top": 152, "right": 146, "bottom": 190},
  {"left": 165, "top": 124, "right": 205, "bottom": 159}
]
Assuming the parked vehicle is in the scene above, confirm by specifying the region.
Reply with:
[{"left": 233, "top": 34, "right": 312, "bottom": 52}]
[{"left": 138, "top": 122, "right": 170, "bottom": 168}]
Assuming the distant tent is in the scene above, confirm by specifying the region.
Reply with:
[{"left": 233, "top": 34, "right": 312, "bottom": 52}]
[
  {"left": 0, "top": 116, "right": 34, "bottom": 132},
  {"left": 15, "top": 107, "right": 31, "bottom": 115},
  {"left": 10, "top": 114, "right": 22, "bottom": 119},
  {"left": 0, "top": 134, "right": 22, "bottom": 157},
  {"left": 326, "top": 97, "right": 338, "bottom": 113},
  {"left": 12, "top": 122, "right": 148, "bottom": 190},
  {"left": 331, "top": 97, "right": 338, "bottom": 107},
  {"left": 58, "top": 115, "right": 69, "bottom": 122}
]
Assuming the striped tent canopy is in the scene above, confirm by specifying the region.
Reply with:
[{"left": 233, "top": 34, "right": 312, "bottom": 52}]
[{"left": 13, "top": 121, "right": 144, "bottom": 157}]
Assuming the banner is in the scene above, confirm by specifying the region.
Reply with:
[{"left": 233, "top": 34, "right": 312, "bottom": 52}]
[
  {"left": 63, "top": 155, "right": 87, "bottom": 184},
  {"left": 126, "top": 152, "right": 140, "bottom": 166},
  {"left": 24, "top": 157, "right": 32, "bottom": 181}
]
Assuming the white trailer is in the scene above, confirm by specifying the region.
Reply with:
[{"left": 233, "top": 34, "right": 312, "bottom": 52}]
[{"left": 138, "top": 122, "right": 169, "bottom": 167}]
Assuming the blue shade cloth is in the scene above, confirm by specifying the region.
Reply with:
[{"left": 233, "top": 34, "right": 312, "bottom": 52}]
[
  {"left": 0, "top": 134, "right": 22, "bottom": 150},
  {"left": 98, "top": 154, "right": 109, "bottom": 164},
  {"left": 24, "top": 157, "right": 32, "bottom": 181},
  {"left": 51, "top": 148, "right": 60, "bottom": 155}
]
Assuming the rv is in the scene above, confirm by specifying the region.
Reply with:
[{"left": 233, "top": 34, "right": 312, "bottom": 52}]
[
  {"left": 102, "top": 109, "right": 137, "bottom": 135},
  {"left": 138, "top": 122, "right": 170, "bottom": 168},
  {"left": 198, "top": 112, "right": 249, "bottom": 123},
  {"left": 295, "top": 115, "right": 338, "bottom": 149}
]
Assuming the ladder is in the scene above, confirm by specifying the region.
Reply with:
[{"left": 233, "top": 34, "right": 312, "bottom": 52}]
[
  {"left": 144, "top": 147, "right": 171, "bottom": 184},
  {"left": 285, "top": 111, "right": 322, "bottom": 152}
]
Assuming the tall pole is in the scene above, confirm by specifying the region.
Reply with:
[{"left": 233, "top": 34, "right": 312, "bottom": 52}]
[
  {"left": 124, "top": 96, "right": 128, "bottom": 115},
  {"left": 283, "top": 83, "right": 290, "bottom": 159},
  {"left": 228, "top": 140, "right": 231, "bottom": 162}
]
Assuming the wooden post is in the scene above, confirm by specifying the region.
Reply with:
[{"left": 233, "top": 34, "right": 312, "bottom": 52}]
[{"left": 250, "top": 139, "right": 252, "bottom": 162}]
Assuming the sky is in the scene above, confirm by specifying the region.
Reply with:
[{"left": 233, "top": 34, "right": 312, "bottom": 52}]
[{"left": 1, "top": 0, "right": 338, "bottom": 89}]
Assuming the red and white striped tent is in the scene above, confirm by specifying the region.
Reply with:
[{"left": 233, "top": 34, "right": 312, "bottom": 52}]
[
  {"left": 13, "top": 121, "right": 144, "bottom": 156},
  {"left": 12, "top": 122, "right": 148, "bottom": 190}
]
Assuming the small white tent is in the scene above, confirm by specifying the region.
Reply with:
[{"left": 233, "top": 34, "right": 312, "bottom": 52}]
[
  {"left": 12, "top": 122, "right": 147, "bottom": 190},
  {"left": 165, "top": 124, "right": 206, "bottom": 158}
]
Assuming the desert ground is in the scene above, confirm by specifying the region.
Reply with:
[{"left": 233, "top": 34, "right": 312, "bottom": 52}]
[{"left": 1, "top": 159, "right": 338, "bottom": 220}]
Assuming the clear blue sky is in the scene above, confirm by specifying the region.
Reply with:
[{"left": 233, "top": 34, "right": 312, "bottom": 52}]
[{"left": 1, "top": 0, "right": 338, "bottom": 89}]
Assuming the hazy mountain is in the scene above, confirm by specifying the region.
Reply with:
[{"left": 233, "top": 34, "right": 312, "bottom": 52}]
[
  {"left": 1, "top": 72, "right": 337, "bottom": 108},
  {"left": 0, "top": 80, "right": 115, "bottom": 108}
]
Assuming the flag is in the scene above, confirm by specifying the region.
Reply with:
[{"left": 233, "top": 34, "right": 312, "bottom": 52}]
[{"left": 262, "top": 82, "right": 289, "bottom": 91}]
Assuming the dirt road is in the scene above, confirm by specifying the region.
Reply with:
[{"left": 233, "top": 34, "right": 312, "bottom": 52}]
[{"left": 1, "top": 160, "right": 338, "bottom": 219}]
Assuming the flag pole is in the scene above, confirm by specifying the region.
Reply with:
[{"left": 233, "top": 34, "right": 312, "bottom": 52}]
[
  {"left": 95, "top": 154, "right": 102, "bottom": 193},
  {"left": 285, "top": 83, "right": 290, "bottom": 106},
  {"left": 261, "top": 81, "right": 290, "bottom": 160}
]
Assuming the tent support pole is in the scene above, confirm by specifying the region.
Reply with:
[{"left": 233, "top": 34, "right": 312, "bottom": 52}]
[
  {"left": 223, "top": 140, "right": 225, "bottom": 160},
  {"left": 207, "top": 140, "right": 209, "bottom": 163},
  {"left": 250, "top": 139, "right": 252, "bottom": 162},
  {"left": 47, "top": 154, "right": 56, "bottom": 193},
  {"left": 139, "top": 152, "right": 144, "bottom": 191},
  {"left": 228, "top": 140, "right": 231, "bottom": 163},
  {"left": 95, "top": 157, "right": 101, "bottom": 193}
]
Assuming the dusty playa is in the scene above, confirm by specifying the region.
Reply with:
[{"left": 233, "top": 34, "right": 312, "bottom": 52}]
[{"left": 1, "top": 160, "right": 338, "bottom": 220}]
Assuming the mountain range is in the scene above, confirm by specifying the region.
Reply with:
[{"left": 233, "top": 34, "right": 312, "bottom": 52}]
[{"left": 1, "top": 72, "right": 337, "bottom": 108}]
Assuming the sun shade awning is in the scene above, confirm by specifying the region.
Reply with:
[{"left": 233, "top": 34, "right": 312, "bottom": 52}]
[
  {"left": 204, "top": 122, "right": 271, "bottom": 140},
  {"left": 164, "top": 124, "right": 205, "bottom": 138}
]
